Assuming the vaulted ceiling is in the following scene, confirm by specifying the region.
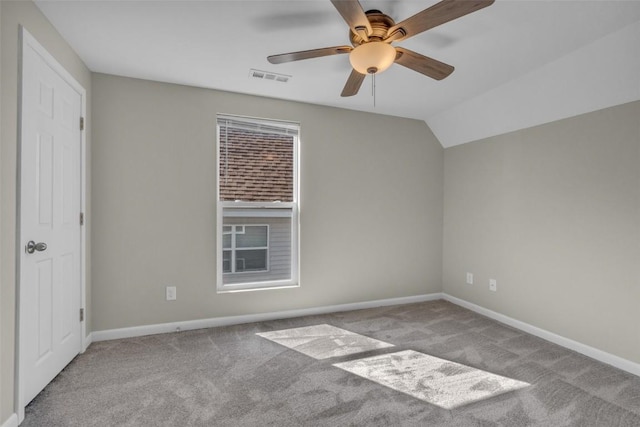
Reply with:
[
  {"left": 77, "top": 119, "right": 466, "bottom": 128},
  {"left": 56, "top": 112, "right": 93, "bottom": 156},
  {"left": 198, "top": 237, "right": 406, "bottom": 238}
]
[{"left": 36, "top": 1, "right": 640, "bottom": 147}]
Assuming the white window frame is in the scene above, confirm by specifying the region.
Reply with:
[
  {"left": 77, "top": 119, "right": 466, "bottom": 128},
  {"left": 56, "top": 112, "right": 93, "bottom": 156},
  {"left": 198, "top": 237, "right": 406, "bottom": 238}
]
[
  {"left": 216, "top": 114, "right": 299, "bottom": 292},
  {"left": 223, "top": 224, "right": 270, "bottom": 274}
]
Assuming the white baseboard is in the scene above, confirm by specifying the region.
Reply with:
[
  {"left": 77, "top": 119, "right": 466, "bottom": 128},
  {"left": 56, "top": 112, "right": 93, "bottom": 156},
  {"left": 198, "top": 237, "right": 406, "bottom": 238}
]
[
  {"left": 1, "top": 413, "right": 18, "bottom": 427},
  {"left": 442, "top": 293, "right": 640, "bottom": 377},
  {"left": 92, "top": 293, "right": 443, "bottom": 342}
]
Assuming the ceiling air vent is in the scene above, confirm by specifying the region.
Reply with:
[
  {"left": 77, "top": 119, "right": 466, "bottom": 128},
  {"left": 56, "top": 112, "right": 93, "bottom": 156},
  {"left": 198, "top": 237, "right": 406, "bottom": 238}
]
[{"left": 249, "top": 69, "right": 291, "bottom": 83}]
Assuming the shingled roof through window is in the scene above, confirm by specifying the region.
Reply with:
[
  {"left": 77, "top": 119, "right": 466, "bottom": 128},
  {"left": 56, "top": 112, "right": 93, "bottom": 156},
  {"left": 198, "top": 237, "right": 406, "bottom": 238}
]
[{"left": 219, "top": 127, "right": 293, "bottom": 202}]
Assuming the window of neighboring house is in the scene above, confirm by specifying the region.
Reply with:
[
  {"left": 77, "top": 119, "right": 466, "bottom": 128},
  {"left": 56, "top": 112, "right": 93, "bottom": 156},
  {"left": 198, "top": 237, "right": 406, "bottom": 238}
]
[
  {"left": 222, "top": 225, "right": 269, "bottom": 273},
  {"left": 216, "top": 114, "right": 299, "bottom": 292}
]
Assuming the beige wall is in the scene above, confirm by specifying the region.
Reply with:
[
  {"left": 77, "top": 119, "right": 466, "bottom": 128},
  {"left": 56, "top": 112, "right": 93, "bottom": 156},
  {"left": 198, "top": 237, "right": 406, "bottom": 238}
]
[
  {"left": 1, "top": 1, "right": 92, "bottom": 422},
  {"left": 0, "top": 0, "right": 3, "bottom": 419},
  {"left": 443, "top": 100, "right": 640, "bottom": 364},
  {"left": 91, "top": 73, "right": 444, "bottom": 332}
]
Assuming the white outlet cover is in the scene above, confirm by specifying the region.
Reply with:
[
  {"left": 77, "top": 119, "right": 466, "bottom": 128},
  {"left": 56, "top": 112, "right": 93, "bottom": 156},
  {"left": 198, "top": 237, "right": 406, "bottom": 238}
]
[
  {"left": 466, "top": 273, "right": 473, "bottom": 285},
  {"left": 489, "top": 279, "right": 497, "bottom": 292},
  {"left": 166, "top": 286, "right": 177, "bottom": 301}
]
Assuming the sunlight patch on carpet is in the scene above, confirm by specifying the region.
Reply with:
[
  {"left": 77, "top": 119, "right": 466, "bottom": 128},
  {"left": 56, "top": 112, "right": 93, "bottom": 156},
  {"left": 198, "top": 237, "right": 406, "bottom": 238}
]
[
  {"left": 256, "top": 324, "right": 394, "bottom": 359},
  {"left": 333, "top": 349, "right": 529, "bottom": 409}
]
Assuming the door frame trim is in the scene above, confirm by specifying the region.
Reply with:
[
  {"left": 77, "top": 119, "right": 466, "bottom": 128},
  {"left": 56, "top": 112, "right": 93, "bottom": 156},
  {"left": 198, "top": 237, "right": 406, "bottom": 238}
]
[{"left": 16, "top": 26, "right": 88, "bottom": 423}]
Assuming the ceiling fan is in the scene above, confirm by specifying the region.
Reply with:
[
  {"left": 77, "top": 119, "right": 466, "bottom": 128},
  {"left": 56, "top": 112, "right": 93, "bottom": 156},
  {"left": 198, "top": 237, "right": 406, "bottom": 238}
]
[{"left": 267, "top": 0, "right": 495, "bottom": 97}]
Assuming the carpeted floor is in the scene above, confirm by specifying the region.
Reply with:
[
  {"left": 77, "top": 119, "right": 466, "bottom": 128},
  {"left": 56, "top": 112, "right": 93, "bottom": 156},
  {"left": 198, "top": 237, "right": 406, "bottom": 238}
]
[
  {"left": 256, "top": 323, "right": 529, "bottom": 409},
  {"left": 23, "top": 300, "right": 640, "bottom": 426},
  {"left": 333, "top": 349, "right": 529, "bottom": 410},
  {"left": 256, "top": 324, "right": 395, "bottom": 359}
]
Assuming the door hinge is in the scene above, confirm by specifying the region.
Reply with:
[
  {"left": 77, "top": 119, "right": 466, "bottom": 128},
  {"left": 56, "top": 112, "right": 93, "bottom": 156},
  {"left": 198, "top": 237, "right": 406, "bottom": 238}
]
[
  {"left": 80, "top": 212, "right": 85, "bottom": 226},
  {"left": 80, "top": 117, "right": 85, "bottom": 131},
  {"left": 80, "top": 308, "right": 85, "bottom": 322}
]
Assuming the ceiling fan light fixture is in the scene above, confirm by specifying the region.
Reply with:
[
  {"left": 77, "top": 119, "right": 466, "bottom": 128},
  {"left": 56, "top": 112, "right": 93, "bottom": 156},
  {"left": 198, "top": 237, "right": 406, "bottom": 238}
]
[{"left": 349, "top": 42, "right": 396, "bottom": 75}]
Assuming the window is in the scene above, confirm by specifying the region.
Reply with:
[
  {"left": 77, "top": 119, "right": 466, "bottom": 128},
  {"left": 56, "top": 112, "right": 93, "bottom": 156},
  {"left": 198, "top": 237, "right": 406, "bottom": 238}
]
[{"left": 216, "top": 115, "right": 299, "bottom": 292}]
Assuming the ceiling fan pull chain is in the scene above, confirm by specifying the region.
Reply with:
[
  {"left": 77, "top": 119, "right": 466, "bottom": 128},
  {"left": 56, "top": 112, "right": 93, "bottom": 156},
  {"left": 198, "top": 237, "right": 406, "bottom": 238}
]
[{"left": 372, "top": 73, "right": 376, "bottom": 108}]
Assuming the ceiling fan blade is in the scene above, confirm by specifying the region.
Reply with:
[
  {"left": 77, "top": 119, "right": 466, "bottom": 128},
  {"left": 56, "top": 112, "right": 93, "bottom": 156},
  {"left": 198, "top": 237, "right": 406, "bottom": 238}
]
[
  {"left": 267, "top": 46, "right": 352, "bottom": 64},
  {"left": 341, "top": 69, "right": 366, "bottom": 97},
  {"left": 386, "top": 0, "right": 494, "bottom": 42},
  {"left": 330, "top": 0, "right": 372, "bottom": 41},
  {"left": 394, "top": 47, "right": 454, "bottom": 80}
]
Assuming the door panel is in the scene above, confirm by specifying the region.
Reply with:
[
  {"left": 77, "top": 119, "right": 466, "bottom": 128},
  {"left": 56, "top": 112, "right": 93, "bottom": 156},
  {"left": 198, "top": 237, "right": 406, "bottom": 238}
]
[
  {"left": 36, "top": 259, "right": 53, "bottom": 362},
  {"left": 37, "top": 132, "right": 54, "bottom": 225},
  {"left": 60, "top": 253, "right": 75, "bottom": 342}
]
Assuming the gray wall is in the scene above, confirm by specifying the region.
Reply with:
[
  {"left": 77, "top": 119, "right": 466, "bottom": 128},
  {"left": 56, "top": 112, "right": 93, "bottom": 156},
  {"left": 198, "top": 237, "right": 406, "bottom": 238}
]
[
  {"left": 443, "top": 100, "right": 640, "bottom": 364},
  {"left": 91, "top": 73, "right": 444, "bottom": 332},
  {"left": 0, "top": 1, "right": 92, "bottom": 422}
]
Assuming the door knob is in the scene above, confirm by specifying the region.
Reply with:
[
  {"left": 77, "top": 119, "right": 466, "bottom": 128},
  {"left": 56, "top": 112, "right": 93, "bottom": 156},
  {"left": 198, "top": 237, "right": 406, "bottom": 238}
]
[{"left": 26, "top": 241, "right": 47, "bottom": 254}]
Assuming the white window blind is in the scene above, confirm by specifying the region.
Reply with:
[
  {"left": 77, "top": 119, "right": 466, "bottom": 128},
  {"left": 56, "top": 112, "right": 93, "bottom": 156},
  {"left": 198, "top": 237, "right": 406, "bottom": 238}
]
[{"left": 217, "top": 115, "right": 299, "bottom": 137}]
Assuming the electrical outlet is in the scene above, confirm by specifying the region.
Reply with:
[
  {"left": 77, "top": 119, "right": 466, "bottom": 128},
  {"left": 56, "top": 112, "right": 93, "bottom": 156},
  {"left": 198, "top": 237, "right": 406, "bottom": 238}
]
[
  {"left": 166, "top": 286, "right": 177, "bottom": 301},
  {"left": 466, "top": 272, "right": 473, "bottom": 285},
  {"left": 489, "top": 279, "right": 497, "bottom": 292}
]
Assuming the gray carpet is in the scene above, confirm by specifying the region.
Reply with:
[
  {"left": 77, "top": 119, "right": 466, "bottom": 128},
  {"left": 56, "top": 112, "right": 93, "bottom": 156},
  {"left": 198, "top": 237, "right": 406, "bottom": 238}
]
[
  {"left": 23, "top": 300, "right": 640, "bottom": 426},
  {"left": 333, "top": 349, "right": 529, "bottom": 409},
  {"left": 256, "top": 324, "right": 394, "bottom": 359},
  {"left": 256, "top": 324, "right": 529, "bottom": 409}
]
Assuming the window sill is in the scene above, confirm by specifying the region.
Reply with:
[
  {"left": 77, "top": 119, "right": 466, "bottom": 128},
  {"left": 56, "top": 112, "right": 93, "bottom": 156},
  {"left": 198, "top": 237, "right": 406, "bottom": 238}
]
[{"left": 216, "top": 281, "right": 299, "bottom": 294}]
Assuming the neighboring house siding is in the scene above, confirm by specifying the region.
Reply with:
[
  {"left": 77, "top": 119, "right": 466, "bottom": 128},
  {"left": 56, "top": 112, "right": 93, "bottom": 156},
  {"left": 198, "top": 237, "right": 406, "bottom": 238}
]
[{"left": 223, "top": 216, "right": 291, "bottom": 284}]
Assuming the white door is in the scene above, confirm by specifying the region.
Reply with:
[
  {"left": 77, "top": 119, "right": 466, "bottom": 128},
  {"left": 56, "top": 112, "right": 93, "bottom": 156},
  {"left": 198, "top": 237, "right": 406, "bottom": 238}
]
[{"left": 19, "top": 30, "right": 83, "bottom": 406}]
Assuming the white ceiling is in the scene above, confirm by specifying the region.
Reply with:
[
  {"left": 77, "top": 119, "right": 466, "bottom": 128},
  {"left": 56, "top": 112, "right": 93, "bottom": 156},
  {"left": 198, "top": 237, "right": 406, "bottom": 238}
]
[{"left": 35, "top": 0, "right": 640, "bottom": 147}]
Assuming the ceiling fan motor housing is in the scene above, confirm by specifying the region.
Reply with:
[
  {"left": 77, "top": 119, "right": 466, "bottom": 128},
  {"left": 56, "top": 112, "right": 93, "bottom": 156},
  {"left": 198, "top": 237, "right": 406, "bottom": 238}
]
[{"left": 349, "top": 10, "right": 396, "bottom": 46}]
